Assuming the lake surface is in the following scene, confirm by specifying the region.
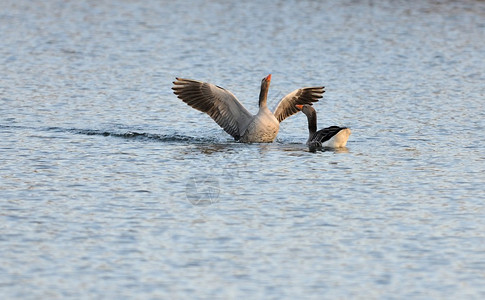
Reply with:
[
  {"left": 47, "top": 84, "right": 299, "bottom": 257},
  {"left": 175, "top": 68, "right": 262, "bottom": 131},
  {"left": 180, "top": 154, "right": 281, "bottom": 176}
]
[{"left": 1, "top": 0, "right": 484, "bottom": 298}]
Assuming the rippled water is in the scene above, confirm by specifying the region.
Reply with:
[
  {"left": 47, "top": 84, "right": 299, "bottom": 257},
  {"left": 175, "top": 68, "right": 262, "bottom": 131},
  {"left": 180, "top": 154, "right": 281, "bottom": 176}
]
[{"left": 1, "top": 0, "right": 484, "bottom": 298}]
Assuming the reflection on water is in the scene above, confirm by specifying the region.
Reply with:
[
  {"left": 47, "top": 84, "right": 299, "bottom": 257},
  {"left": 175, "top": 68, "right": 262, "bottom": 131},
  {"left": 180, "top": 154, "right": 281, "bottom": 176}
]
[
  {"left": 1, "top": 0, "right": 484, "bottom": 299},
  {"left": 309, "top": 146, "right": 350, "bottom": 154}
]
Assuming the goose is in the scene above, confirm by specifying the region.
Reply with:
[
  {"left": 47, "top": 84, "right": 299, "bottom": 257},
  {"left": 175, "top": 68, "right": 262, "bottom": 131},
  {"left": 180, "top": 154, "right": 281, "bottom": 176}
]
[
  {"left": 172, "top": 75, "right": 324, "bottom": 143},
  {"left": 295, "top": 104, "right": 351, "bottom": 148}
]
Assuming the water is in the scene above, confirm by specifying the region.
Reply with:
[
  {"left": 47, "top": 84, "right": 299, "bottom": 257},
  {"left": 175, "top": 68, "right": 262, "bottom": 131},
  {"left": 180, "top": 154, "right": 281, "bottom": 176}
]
[{"left": 1, "top": 0, "right": 484, "bottom": 298}]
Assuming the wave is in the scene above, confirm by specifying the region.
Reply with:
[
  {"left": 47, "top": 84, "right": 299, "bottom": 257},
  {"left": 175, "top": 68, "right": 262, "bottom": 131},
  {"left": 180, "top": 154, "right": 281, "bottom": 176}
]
[
  {"left": 1, "top": 124, "right": 340, "bottom": 150},
  {"left": 0, "top": 124, "right": 229, "bottom": 144},
  {"left": 67, "top": 128, "right": 222, "bottom": 143}
]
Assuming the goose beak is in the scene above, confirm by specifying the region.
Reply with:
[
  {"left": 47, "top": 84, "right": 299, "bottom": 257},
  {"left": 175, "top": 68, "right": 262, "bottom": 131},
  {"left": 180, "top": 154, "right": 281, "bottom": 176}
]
[
  {"left": 266, "top": 74, "right": 272, "bottom": 82},
  {"left": 295, "top": 104, "right": 303, "bottom": 110}
]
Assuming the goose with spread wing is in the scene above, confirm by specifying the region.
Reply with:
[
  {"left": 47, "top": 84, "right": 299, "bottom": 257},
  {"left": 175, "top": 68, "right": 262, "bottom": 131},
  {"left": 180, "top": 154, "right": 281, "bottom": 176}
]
[
  {"left": 296, "top": 104, "right": 351, "bottom": 148},
  {"left": 172, "top": 75, "right": 324, "bottom": 143}
]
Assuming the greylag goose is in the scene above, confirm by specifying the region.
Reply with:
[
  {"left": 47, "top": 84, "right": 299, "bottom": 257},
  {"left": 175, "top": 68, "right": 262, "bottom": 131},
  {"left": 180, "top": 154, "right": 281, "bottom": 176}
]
[
  {"left": 172, "top": 75, "right": 324, "bottom": 142},
  {"left": 296, "top": 104, "right": 351, "bottom": 148}
]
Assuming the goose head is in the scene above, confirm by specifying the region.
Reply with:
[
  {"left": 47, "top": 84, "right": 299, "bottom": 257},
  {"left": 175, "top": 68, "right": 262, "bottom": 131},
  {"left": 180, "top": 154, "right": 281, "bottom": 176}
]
[
  {"left": 258, "top": 74, "right": 271, "bottom": 107},
  {"left": 261, "top": 74, "right": 271, "bottom": 87},
  {"left": 295, "top": 104, "right": 315, "bottom": 116}
]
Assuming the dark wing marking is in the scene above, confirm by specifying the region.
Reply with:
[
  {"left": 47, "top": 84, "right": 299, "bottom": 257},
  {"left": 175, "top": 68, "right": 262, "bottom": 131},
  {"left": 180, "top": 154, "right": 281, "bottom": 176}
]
[{"left": 312, "top": 126, "right": 347, "bottom": 143}]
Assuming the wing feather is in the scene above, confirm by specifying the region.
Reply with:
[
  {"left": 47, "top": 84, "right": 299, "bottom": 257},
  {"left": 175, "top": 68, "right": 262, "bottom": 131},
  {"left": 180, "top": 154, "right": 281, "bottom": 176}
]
[
  {"left": 312, "top": 126, "right": 346, "bottom": 143},
  {"left": 172, "top": 78, "right": 253, "bottom": 140},
  {"left": 273, "top": 87, "right": 325, "bottom": 122}
]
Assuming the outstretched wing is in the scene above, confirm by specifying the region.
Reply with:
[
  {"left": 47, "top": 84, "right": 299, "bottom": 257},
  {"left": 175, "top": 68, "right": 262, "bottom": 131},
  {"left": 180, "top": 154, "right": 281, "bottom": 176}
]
[
  {"left": 273, "top": 87, "right": 325, "bottom": 122},
  {"left": 172, "top": 78, "right": 253, "bottom": 140}
]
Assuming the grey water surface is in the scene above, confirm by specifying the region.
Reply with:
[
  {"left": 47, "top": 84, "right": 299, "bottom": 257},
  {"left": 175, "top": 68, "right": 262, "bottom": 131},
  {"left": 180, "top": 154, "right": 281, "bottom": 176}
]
[{"left": 1, "top": 0, "right": 485, "bottom": 299}]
